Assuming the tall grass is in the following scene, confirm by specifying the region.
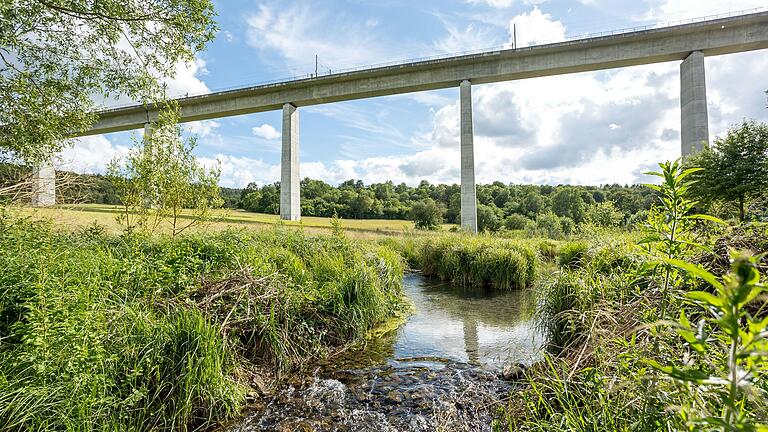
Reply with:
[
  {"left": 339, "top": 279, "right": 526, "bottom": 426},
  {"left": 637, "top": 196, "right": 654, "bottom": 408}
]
[
  {"left": 385, "top": 234, "right": 538, "bottom": 290},
  {"left": 0, "top": 211, "right": 405, "bottom": 431},
  {"left": 505, "top": 162, "right": 768, "bottom": 431}
]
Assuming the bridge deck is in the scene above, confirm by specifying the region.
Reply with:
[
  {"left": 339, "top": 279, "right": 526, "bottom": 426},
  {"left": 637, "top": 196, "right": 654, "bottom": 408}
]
[{"left": 84, "top": 11, "right": 768, "bottom": 137}]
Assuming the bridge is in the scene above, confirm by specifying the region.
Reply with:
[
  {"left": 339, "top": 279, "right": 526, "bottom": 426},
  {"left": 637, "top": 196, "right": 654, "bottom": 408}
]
[{"left": 32, "top": 11, "right": 768, "bottom": 232}]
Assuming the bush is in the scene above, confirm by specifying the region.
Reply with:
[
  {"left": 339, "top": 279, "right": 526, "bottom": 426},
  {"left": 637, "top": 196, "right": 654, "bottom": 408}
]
[
  {"left": 410, "top": 198, "right": 443, "bottom": 230},
  {"left": 505, "top": 213, "right": 530, "bottom": 230},
  {"left": 525, "top": 212, "right": 564, "bottom": 239},
  {"left": 477, "top": 204, "right": 502, "bottom": 232},
  {"left": 585, "top": 201, "right": 624, "bottom": 227},
  {"left": 557, "top": 241, "right": 589, "bottom": 268},
  {"left": 0, "top": 214, "right": 405, "bottom": 431},
  {"left": 403, "top": 234, "right": 538, "bottom": 290}
]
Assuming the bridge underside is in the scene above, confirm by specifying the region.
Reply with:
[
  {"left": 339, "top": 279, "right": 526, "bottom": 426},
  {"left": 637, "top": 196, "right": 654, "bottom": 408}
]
[{"left": 31, "top": 12, "right": 768, "bottom": 233}]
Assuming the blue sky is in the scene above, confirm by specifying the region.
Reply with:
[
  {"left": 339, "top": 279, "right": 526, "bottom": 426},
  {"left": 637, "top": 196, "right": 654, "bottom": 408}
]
[{"left": 63, "top": 0, "right": 768, "bottom": 188}]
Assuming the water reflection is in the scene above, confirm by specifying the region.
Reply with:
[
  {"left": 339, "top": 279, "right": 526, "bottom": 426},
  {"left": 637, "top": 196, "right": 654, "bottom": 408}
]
[
  {"left": 393, "top": 274, "right": 542, "bottom": 368},
  {"left": 331, "top": 274, "right": 543, "bottom": 371},
  {"left": 228, "top": 275, "right": 544, "bottom": 431}
]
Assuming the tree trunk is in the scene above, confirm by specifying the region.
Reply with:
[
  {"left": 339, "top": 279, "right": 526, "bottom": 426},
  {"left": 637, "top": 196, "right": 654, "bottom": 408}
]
[{"left": 739, "top": 195, "right": 745, "bottom": 222}]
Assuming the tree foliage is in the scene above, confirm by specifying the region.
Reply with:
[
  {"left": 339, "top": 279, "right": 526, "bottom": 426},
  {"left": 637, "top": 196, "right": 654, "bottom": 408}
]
[
  {"left": 0, "top": 0, "right": 217, "bottom": 164},
  {"left": 107, "top": 105, "right": 222, "bottom": 236},
  {"left": 687, "top": 120, "right": 768, "bottom": 221},
  {"left": 410, "top": 198, "right": 443, "bottom": 230}
]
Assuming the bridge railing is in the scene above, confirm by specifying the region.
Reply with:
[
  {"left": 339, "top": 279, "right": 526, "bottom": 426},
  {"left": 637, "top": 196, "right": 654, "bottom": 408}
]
[{"left": 96, "top": 6, "right": 767, "bottom": 113}]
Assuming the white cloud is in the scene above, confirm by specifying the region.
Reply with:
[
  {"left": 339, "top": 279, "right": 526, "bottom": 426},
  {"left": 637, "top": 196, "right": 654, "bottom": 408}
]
[
  {"left": 245, "top": 3, "right": 391, "bottom": 69},
  {"left": 164, "top": 57, "right": 210, "bottom": 98},
  {"left": 59, "top": 135, "right": 131, "bottom": 174},
  {"left": 466, "top": 0, "right": 550, "bottom": 8},
  {"left": 641, "top": 0, "right": 765, "bottom": 21},
  {"left": 251, "top": 124, "right": 281, "bottom": 140},
  {"left": 433, "top": 21, "right": 501, "bottom": 54},
  {"left": 199, "top": 154, "right": 279, "bottom": 188},
  {"left": 509, "top": 7, "right": 567, "bottom": 47},
  {"left": 185, "top": 120, "right": 221, "bottom": 138}
]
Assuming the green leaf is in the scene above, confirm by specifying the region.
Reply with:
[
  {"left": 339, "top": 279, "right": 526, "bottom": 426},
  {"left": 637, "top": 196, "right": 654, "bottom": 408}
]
[
  {"left": 686, "top": 291, "right": 723, "bottom": 309},
  {"left": 686, "top": 214, "right": 726, "bottom": 225},
  {"left": 664, "top": 258, "right": 723, "bottom": 290}
]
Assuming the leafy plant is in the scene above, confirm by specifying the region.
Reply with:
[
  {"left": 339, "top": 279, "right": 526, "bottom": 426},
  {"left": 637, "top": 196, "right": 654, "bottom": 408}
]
[
  {"left": 107, "top": 104, "right": 223, "bottom": 236},
  {"left": 647, "top": 253, "right": 768, "bottom": 430},
  {"left": 640, "top": 159, "right": 721, "bottom": 319}
]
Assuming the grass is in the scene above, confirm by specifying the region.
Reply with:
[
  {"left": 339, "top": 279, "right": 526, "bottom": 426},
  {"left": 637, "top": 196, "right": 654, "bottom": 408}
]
[
  {"left": 383, "top": 233, "right": 539, "bottom": 290},
  {"left": 14, "top": 203, "right": 457, "bottom": 237},
  {"left": 498, "top": 161, "right": 768, "bottom": 431},
  {"left": 0, "top": 210, "right": 406, "bottom": 431}
]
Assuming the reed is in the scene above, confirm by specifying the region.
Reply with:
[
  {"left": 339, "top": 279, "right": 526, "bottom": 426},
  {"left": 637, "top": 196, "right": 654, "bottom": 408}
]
[{"left": 0, "top": 211, "right": 405, "bottom": 431}]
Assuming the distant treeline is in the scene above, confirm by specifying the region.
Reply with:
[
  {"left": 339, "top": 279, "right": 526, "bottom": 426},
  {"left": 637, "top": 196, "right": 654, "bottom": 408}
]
[
  {"left": 0, "top": 163, "right": 242, "bottom": 209},
  {"left": 1, "top": 163, "right": 655, "bottom": 225},
  {"left": 238, "top": 178, "right": 655, "bottom": 226}
]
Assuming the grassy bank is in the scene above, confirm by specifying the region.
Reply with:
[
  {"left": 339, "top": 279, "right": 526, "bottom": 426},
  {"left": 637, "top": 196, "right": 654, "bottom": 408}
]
[
  {"left": 383, "top": 234, "right": 542, "bottom": 290},
  {"left": 0, "top": 211, "right": 405, "bottom": 431},
  {"left": 382, "top": 228, "right": 639, "bottom": 292},
  {"left": 14, "top": 203, "right": 456, "bottom": 236},
  {"left": 500, "top": 226, "right": 768, "bottom": 427}
]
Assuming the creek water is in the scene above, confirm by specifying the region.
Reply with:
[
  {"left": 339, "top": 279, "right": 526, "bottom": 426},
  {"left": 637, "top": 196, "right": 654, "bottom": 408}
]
[{"left": 227, "top": 273, "right": 544, "bottom": 431}]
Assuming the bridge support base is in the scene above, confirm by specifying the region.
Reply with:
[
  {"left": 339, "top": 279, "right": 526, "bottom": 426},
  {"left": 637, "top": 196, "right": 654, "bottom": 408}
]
[
  {"left": 31, "top": 161, "right": 56, "bottom": 207},
  {"left": 460, "top": 80, "right": 478, "bottom": 234},
  {"left": 280, "top": 103, "right": 301, "bottom": 221},
  {"left": 680, "top": 51, "right": 709, "bottom": 157}
]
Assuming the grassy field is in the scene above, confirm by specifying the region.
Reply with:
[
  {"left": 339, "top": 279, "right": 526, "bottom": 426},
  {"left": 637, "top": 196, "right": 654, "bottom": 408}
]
[{"left": 12, "top": 203, "right": 454, "bottom": 237}]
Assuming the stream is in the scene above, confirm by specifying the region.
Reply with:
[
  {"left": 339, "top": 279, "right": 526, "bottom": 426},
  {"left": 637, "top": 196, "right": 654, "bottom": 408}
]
[{"left": 227, "top": 273, "right": 544, "bottom": 431}]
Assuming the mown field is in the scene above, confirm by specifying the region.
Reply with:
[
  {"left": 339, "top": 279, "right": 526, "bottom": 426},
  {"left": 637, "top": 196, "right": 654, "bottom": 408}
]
[{"left": 12, "top": 203, "right": 456, "bottom": 237}]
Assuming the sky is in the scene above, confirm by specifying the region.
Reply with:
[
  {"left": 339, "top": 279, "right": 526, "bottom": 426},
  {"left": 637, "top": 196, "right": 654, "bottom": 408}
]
[{"left": 61, "top": 0, "right": 768, "bottom": 188}]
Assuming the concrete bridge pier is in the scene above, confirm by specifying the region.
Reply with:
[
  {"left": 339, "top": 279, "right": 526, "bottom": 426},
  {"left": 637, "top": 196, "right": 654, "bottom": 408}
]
[
  {"left": 460, "top": 80, "right": 478, "bottom": 233},
  {"left": 280, "top": 103, "right": 301, "bottom": 221},
  {"left": 31, "top": 161, "right": 56, "bottom": 206},
  {"left": 680, "top": 51, "right": 709, "bottom": 157}
]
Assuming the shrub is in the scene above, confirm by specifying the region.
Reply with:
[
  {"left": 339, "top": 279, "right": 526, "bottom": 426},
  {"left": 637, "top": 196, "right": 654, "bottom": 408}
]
[
  {"left": 477, "top": 204, "right": 502, "bottom": 232},
  {"left": 557, "top": 241, "right": 590, "bottom": 268},
  {"left": 585, "top": 201, "right": 625, "bottom": 227},
  {"left": 0, "top": 214, "right": 405, "bottom": 431},
  {"left": 403, "top": 235, "right": 537, "bottom": 290},
  {"left": 525, "top": 212, "right": 564, "bottom": 239},
  {"left": 505, "top": 213, "right": 530, "bottom": 230},
  {"left": 410, "top": 198, "right": 443, "bottom": 230}
]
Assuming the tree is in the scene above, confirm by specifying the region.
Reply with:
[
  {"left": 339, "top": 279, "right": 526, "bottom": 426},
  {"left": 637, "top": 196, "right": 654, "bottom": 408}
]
[
  {"left": 108, "top": 105, "right": 222, "bottom": 236},
  {"left": 585, "top": 201, "right": 624, "bottom": 227},
  {"left": 551, "top": 188, "right": 586, "bottom": 223},
  {"left": 477, "top": 204, "right": 502, "bottom": 232},
  {"left": 687, "top": 120, "right": 768, "bottom": 221},
  {"left": 410, "top": 198, "right": 443, "bottom": 230},
  {"left": 1, "top": 1, "right": 217, "bottom": 165},
  {"left": 519, "top": 191, "right": 547, "bottom": 217},
  {"left": 504, "top": 213, "right": 530, "bottom": 230}
]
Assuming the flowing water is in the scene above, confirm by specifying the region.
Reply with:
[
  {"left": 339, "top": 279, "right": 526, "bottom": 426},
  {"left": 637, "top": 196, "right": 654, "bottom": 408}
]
[{"left": 227, "top": 273, "right": 544, "bottom": 431}]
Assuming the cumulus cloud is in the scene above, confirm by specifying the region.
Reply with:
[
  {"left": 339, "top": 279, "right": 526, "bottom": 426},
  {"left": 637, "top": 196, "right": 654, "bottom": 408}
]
[
  {"left": 251, "top": 124, "right": 281, "bottom": 140},
  {"left": 185, "top": 120, "right": 221, "bottom": 138},
  {"left": 640, "top": 0, "right": 766, "bottom": 21},
  {"left": 509, "top": 7, "right": 567, "bottom": 47},
  {"left": 245, "top": 3, "right": 393, "bottom": 69},
  {"left": 59, "top": 135, "right": 132, "bottom": 174}
]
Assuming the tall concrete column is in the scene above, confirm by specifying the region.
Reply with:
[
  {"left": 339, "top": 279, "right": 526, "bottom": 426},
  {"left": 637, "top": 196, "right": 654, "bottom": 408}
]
[
  {"left": 280, "top": 103, "right": 300, "bottom": 221},
  {"left": 460, "top": 80, "right": 478, "bottom": 233},
  {"left": 680, "top": 51, "right": 709, "bottom": 157},
  {"left": 31, "top": 161, "right": 56, "bottom": 206},
  {"left": 143, "top": 122, "right": 153, "bottom": 141}
]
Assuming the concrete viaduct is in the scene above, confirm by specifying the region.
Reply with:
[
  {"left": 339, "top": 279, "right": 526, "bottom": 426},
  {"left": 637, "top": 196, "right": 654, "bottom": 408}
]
[{"left": 33, "top": 11, "right": 768, "bottom": 232}]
